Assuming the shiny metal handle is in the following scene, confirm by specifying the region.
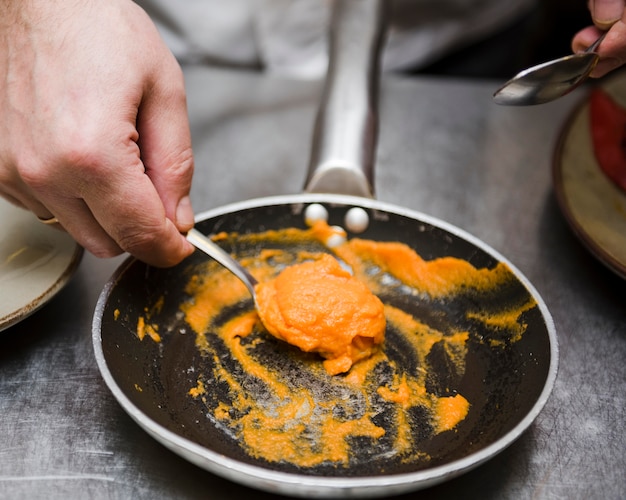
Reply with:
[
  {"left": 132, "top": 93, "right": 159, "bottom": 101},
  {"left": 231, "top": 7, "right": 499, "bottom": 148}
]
[
  {"left": 586, "top": 31, "right": 607, "bottom": 54},
  {"left": 303, "top": 0, "right": 386, "bottom": 198},
  {"left": 186, "top": 228, "right": 258, "bottom": 298}
]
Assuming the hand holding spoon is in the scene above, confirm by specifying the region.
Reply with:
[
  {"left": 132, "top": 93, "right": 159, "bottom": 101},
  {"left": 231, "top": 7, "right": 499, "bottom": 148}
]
[{"left": 493, "top": 32, "right": 607, "bottom": 106}]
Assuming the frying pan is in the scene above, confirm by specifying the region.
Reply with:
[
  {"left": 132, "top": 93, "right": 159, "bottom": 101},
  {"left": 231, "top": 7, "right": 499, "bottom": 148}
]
[{"left": 92, "top": 1, "right": 558, "bottom": 497}]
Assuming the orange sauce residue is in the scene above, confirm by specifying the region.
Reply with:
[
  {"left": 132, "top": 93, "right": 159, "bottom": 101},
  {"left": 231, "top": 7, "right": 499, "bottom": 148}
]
[
  {"left": 139, "top": 220, "right": 537, "bottom": 469},
  {"left": 136, "top": 315, "right": 161, "bottom": 342},
  {"left": 135, "top": 296, "right": 164, "bottom": 343},
  {"left": 335, "top": 238, "right": 512, "bottom": 298},
  {"left": 255, "top": 253, "right": 386, "bottom": 375},
  {"left": 467, "top": 299, "right": 537, "bottom": 344},
  {"left": 435, "top": 394, "right": 471, "bottom": 433}
]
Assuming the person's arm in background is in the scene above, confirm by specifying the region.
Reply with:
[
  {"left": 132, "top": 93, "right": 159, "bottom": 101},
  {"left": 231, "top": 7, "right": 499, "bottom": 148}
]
[
  {"left": 0, "top": 0, "right": 195, "bottom": 267},
  {"left": 573, "top": 0, "right": 626, "bottom": 77}
]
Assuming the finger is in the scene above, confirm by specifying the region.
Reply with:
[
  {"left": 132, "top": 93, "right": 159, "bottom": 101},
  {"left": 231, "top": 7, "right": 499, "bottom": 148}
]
[
  {"left": 0, "top": 192, "right": 27, "bottom": 210},
  {"left": 81, "top": 153, "right": 194, "bottom": 267},
  {"left": 574, "top": 22, "right": 626, "bottom": 77},
  {"left": 137, "top": 54, "right": 195, "bottom": 234},
  {"left": 572, "top": 26, "right": 604, "bottom": 53},
  {"left": 0, "top": 166, "right": 55, "bottom": 217},
  {"left": 589, "top": 0, "right": 625, "bottom": 29},
  {"left": 20, "top": 126, "right": 193, "bottom": 266},
  {"left": 40, "top": 195, "right": 123, "bottom": 257},
  {"left": 18, "top": 154, "right": 192, "bottom": 266}
]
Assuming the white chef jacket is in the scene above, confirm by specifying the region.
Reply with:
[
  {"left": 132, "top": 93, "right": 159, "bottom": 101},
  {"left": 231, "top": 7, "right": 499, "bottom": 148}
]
[{"left": 135, "top": 0, "right": 538, "bottom": 78}]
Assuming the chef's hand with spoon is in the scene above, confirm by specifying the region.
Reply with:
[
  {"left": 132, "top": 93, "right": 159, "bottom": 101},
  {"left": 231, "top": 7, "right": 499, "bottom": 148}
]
[
  {"left": 0, "top": 0, "right": 195, "bottom": 267},
  {"left": 573, "top": 0, "right": 626, "bottom": 77}
]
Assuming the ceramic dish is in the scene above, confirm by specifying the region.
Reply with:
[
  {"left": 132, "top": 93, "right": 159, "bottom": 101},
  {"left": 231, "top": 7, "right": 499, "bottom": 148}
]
[
  {"left": 0, "top": 198, "right": 83, "bottom": 332},
  {"left": 553, "top": 73, "right": 626, "bottom": 279}
]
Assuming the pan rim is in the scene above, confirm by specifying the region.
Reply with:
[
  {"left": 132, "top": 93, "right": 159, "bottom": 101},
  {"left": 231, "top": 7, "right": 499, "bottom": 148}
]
[{"left": 92, "top": 192, "right": 558, "bottom": 498}]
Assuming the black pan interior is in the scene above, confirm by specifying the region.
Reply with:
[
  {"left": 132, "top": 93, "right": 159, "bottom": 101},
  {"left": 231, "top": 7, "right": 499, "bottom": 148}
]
[{"left": 99, "top": 199, "right": 552, "bottom": 477}]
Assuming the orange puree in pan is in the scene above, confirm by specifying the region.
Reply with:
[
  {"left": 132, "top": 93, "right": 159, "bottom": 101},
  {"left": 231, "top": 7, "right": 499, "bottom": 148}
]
[
  {"left": 128, "top": 219, "right": 539, "bottom": 469},
  {"left": 254, "top": 253, "right": 386, "bottom": 375}
]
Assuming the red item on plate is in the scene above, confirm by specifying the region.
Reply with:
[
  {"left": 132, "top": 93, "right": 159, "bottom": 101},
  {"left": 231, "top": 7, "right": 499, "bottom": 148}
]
[{"left": 589, "top": 87, "right": 626, "bottom": 192}]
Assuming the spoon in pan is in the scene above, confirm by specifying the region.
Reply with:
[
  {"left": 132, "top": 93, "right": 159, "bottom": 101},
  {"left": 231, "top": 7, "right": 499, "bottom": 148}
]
[
  {"left": 186, "top": 228, "right": 259, "bottom": 299},
  {"left": 493, "top": 32, "right": 607, "bottom": 106}
]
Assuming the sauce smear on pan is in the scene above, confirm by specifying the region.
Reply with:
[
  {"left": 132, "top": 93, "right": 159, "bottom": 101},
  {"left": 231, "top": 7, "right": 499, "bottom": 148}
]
[{"left": 127, "top": 219, "right": 536, "bottom": 469}]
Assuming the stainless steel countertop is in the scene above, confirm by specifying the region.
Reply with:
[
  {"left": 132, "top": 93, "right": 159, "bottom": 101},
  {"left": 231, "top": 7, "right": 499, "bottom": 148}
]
[{"left": 1, "top": 66, "right": 625, "bottom": 499}]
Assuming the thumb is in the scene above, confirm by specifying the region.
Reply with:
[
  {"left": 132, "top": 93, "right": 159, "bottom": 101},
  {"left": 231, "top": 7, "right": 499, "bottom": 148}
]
[
  {"left": 137, "top": 64, "right": 196, "bottom": 233},
  {"left": 589, "top": 0, "right": 623, "bottom": 30}
]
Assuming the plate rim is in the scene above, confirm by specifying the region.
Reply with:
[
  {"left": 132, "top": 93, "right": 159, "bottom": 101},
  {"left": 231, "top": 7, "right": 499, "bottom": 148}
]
[
  {"left": 0, "top": 202, "right": 84, "bottom": 332},
  {"left": 552, "top": 74, "right": 626, "bottom": 280}
]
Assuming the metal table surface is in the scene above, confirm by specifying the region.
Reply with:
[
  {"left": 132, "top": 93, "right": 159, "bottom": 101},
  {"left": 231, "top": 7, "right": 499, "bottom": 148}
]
[{"left": 1, "top": 66, "right": 625, "bottom": 500}]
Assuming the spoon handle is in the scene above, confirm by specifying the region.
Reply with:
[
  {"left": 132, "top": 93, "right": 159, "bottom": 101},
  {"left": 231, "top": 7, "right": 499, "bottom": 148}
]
[
  {"left": 186, "top": 228, "right": 258, "bottom": 297},
  {"left": 586, "top": 32, "right": 607, "bottom": 53}
]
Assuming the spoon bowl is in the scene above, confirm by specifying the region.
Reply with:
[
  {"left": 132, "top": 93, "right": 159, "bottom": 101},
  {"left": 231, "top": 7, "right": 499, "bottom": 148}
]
[{"left": 493, "top": 32, "right": 606, "bottom": 106}]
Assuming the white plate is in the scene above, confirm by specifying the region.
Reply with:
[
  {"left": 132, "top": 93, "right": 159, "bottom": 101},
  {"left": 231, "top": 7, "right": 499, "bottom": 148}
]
[
  {"left": 553, "top": 72, "right": 626, "bottom": 280},
  {"left": 0, "top": 198, "right": 83, "bottom": 332}
]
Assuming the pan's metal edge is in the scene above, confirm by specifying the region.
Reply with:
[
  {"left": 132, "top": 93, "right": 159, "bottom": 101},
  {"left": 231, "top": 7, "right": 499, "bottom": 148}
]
[{"left": 93, "top": 193, "right": 559, "bottom": 498}]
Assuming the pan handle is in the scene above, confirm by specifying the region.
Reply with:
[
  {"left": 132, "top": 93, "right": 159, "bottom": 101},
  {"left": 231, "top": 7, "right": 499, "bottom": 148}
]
[{"left": 303, "top": 0, "right": 386, "bottom": 199}]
